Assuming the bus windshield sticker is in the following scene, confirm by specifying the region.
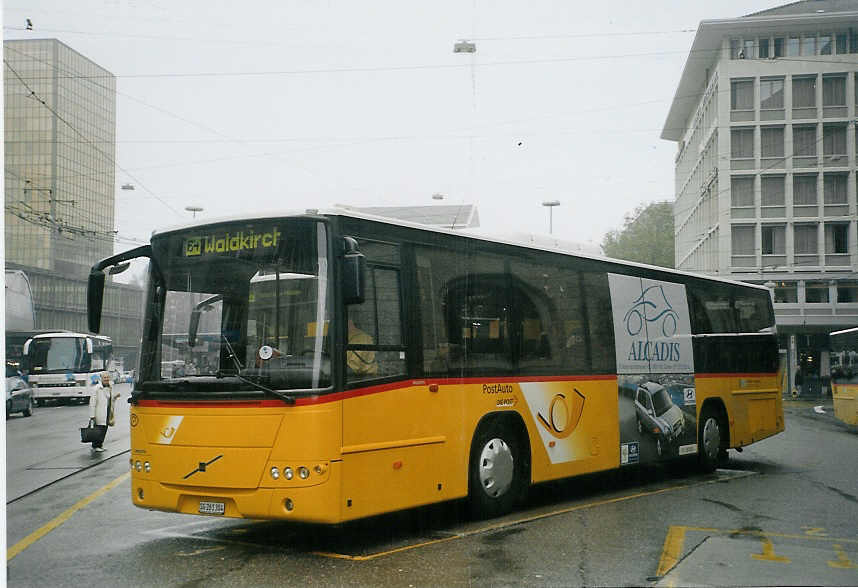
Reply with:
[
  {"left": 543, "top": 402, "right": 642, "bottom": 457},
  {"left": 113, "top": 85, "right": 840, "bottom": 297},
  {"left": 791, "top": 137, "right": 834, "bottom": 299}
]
[
  {"left": 184, "top": 228, "right": 282, "bottom": 257},
  {"left": 608, "top": 273, "right": 694, "bottom": 375}
]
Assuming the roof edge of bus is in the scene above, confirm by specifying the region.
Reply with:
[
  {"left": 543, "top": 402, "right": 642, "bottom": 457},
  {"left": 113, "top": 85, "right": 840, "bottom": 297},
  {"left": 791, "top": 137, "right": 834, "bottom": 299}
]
[
  {"left": 150, "top": 206, "right": 770, "bottom": 292},
  {"left": 830, "top": 326, "right": 858, "bottom": 337},
  {"left": 29, "top": 331, "right": 111, "bottom": 340}
]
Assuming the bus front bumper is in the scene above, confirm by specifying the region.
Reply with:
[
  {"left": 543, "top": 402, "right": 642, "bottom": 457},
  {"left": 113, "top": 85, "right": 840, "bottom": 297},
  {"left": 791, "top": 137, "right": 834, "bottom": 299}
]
[{"left": 130, "top": 461, "right": 344, "bottom": 524}]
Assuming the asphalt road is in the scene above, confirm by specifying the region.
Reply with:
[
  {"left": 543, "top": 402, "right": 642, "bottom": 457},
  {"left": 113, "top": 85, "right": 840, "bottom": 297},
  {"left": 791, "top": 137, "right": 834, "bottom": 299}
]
[{"left": 6, "top": 397, "right": 858, "bottom": 587}]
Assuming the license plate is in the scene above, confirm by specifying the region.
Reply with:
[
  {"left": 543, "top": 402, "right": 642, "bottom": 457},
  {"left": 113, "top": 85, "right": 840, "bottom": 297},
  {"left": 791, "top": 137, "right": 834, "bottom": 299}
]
[{"left": 198, "top": 501, "right": 225, "bottom": 515}]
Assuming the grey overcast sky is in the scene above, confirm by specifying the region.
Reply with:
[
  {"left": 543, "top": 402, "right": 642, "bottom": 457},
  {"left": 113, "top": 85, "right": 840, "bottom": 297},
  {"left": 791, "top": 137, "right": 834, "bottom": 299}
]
[{"left": 4, "top": 1, "right": 787, "bottom": 252}]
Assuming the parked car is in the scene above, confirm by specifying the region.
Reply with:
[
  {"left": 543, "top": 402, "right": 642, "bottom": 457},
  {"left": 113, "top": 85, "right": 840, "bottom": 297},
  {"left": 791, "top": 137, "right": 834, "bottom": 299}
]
[
  {"left": 634, "top": 381, "right": 684, "bottom": 456},
  {"left": 6, "top": 365, "right": 35, "bottom": 417}
]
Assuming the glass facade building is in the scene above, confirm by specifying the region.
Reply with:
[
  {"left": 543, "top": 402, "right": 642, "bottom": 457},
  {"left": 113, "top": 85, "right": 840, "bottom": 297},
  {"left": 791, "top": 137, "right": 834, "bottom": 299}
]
[{"left": 4, "top": 39, "right": 141, "bottom": 366}]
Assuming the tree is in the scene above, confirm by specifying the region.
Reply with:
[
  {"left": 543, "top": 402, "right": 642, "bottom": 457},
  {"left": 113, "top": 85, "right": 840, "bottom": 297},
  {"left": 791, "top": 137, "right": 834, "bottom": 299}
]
[{"left": 601, "top": 201, "right": 674, "bottom": 268}]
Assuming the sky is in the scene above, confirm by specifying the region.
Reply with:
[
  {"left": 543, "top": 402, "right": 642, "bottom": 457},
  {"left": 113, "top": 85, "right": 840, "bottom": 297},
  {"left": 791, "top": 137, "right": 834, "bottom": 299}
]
[{"left": 4, "top": 0, "right": 790, "bottom": 255}]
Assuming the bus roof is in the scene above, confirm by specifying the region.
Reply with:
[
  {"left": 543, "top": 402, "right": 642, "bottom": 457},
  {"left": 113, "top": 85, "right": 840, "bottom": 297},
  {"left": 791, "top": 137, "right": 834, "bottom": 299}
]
[
  {"left": 830, "top": 327, "right": 858, "bottom": 337},
  {"left": 150, "top": 207, "right": 771, "bottom": 293},
  {"left": 28, "top": 332, "right": 112, "bottom": 341}
]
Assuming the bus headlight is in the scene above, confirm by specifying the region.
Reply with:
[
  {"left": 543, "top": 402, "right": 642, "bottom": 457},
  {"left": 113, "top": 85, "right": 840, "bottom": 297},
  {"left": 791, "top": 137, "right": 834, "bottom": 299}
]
[
  {"left": 144, "top": 462, "right": 151, "bottom": 473},
  {"left": 270, "top": 467, "right": 280, "bottom": 480},
  {"left": 298, "top": 466, "right": 309, "bottom": 479},
  {"left": 283, "top": 467, "right": 293, "bottom": 480},
  {"left": 135, "top": 461, "right": 142, "bottom": 472}
]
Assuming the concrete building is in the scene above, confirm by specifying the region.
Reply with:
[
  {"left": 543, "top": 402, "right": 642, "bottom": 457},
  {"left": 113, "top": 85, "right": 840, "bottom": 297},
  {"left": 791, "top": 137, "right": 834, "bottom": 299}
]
[
  {"left": 663, "top": 1, "right": 858, "bottom": 396},
  {"left": 4, "top": 38, "right": 142, "bottom": 365}
]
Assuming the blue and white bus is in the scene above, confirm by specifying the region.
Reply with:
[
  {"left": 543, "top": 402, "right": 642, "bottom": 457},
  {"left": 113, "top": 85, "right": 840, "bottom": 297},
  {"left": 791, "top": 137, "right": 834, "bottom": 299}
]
[{"left": 24, "top": 332, "right": 113, "bottom": 405}]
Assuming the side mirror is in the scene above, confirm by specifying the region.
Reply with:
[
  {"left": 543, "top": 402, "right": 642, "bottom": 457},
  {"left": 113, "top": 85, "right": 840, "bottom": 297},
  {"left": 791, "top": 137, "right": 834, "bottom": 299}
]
[
  {"left": 342, "top": 237, "right": 366, "bottom": 306},
  {"left": 88, "top": 269, "right": 106, "bottom": 333}
]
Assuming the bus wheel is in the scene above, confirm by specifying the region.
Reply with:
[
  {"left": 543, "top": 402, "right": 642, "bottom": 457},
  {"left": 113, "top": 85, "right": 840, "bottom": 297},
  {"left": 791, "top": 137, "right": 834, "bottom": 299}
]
[
  {"left": 468, "top": 420, "right": 524, "bottom": 519},
  {"left": 698, "top": 407, "right": 723, "bottom": 472}
]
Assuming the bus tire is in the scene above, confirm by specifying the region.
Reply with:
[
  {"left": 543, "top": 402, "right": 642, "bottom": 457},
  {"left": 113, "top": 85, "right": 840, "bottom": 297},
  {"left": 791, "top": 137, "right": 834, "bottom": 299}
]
[
  {"left": 698, "top": 405, "right": 725, "bottom": 472},
  {"left": 467, "top": 418, "right": 526, "bottom": 520}
]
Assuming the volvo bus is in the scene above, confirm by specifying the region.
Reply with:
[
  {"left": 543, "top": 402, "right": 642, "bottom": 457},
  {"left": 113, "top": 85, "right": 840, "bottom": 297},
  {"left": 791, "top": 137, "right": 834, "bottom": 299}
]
[
  {"left": 830, "top": 327, "right": 858, "bottom": 425},
  {"left": 87, "top": 208, "right": 784, "bottom": 523},
  {"left": 24, "top": 332, "right": 113, "bottom": 405}
]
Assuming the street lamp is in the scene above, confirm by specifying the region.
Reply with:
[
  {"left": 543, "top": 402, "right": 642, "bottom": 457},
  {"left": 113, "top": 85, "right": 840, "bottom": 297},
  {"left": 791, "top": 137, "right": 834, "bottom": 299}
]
[
  {"left": 542, "top": 200, "right": 560, "bottom": 234},
  {"left": 185, "top": 206, "right": 203, "bottom": 218}
]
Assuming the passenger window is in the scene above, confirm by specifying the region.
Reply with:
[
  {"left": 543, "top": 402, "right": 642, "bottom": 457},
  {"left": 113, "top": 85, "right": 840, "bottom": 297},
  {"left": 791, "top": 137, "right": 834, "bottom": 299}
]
[
  {"left": 417, "top": 247, "right": 467, "bottom": 376},
  {"left": 346, "top": 246, "right": 406, "bottom": 383},
  {"left": 510, "top": 259, "right": 588, "bottom": 374},
  {"left": 581, "top": 271, "right": 615, "bottom": 374}
]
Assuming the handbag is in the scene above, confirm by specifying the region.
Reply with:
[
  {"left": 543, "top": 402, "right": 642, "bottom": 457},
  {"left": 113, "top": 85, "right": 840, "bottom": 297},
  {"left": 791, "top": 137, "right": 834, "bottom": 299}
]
[{"left": 80, "top": 418, "right": 100, "bottom": 443}]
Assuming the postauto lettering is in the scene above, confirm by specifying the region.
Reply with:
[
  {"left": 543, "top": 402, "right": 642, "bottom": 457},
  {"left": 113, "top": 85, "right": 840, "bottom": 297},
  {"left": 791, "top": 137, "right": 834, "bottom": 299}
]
[{"left": 184, "top": 228, "right": 281, "bottom": 257}]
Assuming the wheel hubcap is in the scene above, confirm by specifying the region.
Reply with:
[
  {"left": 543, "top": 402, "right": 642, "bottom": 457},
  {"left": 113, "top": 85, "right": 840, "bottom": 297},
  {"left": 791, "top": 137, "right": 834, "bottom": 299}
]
[
  {"left": 478, "top": 437, "right": 514, "bottom": 498},
  {"left": 702, "top": 417, "right": 720, "bottom": 461}
]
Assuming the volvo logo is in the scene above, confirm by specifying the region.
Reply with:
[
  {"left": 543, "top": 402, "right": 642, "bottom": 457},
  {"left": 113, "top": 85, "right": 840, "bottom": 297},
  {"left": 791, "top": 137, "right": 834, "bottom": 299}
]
[{"left": 184, "top": 455, "right": 223, "bottom": 480}]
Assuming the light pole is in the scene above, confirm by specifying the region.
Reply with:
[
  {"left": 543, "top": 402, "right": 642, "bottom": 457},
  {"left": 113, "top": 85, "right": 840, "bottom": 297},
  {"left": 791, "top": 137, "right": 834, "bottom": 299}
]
[
  {"left": 542, "top": 200, "right": 560, "bottom": 234},
  {"left": 185, "top": 206, "right": 203, "bottom": 218}
]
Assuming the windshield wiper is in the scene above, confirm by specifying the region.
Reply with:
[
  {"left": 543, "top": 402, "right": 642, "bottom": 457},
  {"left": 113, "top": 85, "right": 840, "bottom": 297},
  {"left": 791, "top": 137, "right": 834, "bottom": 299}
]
[{"left": 220, "top": 333, "right": 295, "bottom": 405}]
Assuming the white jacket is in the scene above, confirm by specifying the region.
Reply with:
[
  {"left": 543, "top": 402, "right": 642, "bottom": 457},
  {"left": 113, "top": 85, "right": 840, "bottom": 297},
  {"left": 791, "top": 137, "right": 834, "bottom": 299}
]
[{"left": 89, "top": 378, "right": 121, "bottom": 426}]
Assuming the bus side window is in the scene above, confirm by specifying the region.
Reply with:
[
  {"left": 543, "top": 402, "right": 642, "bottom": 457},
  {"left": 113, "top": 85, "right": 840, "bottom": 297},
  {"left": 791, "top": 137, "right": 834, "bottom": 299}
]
[
  {"left": 581, "top": 271, "right": 615, "bottom": 374},
  {"left": 416, "top": 247, "right": 466, "bottom": 377},
  {"left": 346, "top": 265, "right": 405, "bottom": 382}
]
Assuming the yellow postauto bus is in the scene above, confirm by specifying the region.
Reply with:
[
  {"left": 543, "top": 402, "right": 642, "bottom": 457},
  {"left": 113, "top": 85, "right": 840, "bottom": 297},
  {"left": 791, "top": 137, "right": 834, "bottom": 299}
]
[
  {"left": 830, "top": 327, "right": 858, "bottom": 425},
  {"left": 87, "top": 208, "right": 784, "bottom": 523}
]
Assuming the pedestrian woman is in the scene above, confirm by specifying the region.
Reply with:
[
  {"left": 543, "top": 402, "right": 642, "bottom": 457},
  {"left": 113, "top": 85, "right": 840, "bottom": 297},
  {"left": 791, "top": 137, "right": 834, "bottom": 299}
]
[{"left": 88, "top": 372, "right": 120, "bottom": 453}]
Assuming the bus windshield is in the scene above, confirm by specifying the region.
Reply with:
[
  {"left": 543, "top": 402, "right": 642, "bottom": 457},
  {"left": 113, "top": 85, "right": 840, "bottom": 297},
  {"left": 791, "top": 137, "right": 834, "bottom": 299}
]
[
  {"left": 28, "top": 337, "right": 87, "bottom": 373},
  {"left": 143, "top": 219, "right": 331, "bottom": 395},
  {"left": 26, "top": 334, "right": 112, "bottom": 375}
]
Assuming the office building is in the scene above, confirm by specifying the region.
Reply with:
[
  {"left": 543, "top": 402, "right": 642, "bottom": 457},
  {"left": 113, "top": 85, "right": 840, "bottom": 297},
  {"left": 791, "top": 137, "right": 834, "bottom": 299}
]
[{"left": 663, "top": 1, "right": 858, "bottom": 395}]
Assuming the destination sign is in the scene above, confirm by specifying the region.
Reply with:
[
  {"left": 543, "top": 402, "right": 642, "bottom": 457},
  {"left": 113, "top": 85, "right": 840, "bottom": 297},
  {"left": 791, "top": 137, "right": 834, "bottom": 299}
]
[{"left": 184, "top": 228, "right": 281, "bottom": 257}]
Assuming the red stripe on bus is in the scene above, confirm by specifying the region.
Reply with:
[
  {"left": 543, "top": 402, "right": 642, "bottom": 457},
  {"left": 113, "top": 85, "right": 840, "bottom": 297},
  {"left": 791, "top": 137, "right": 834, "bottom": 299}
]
[
  {"left": 135, "top": 374, "right": 619, "bottom": 408},
  {"left": 135, "top": 372, "right": 776, "bottom": 409},
  {"left": 694, "top": 373, "right": 777, "bottom": 379}
]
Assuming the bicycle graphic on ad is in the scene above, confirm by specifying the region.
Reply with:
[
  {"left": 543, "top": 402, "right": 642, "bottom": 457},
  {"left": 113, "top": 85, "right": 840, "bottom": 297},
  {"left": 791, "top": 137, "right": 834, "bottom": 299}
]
[{"left": 622, "top": 284, "right": 679, "bottom": 338}]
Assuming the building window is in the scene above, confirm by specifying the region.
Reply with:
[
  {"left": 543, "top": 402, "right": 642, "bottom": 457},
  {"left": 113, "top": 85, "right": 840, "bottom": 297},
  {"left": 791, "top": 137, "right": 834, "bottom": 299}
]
[
  {"left": 759, "top": 38, "right": 770, "bottom": 58},
  {"left": 793, "top": 126, "right": 817, "bottom": 156},
  {"left": 730, "top": 39, "right": 741, "bottom": 59},
  {"left": 794, "top": 224, "right": 819, "bottom": 255},
  {"left": 837, "top": 281, "right": 858, "bottom": 303},
  {"left": 762, "top": 225, "right": 785, "bottom": 255},
  {"left": 760, "top": 78, "right": 784, "bottom": 109},
  {"left": 825, "top": 223, "right": 849, "bottom": 254},
  {"left": 731, "top": 176, "right": 754, "bottom": 211},
  {"left": 761, "top": 127, "right": 784, "bottom": 158},
  {"left": 773, "top": 282, "right": 798, "bottom": 303},
  {"left": 787, "top": 36, "right": 800, "bottom": 56},
  {"left": 801, "top": 35, "right": 816, "bottom": 56},
  {"left": 836, "top": 33, "right": 847, "bottom": 54},
  {"left": 793, "top": 175, "right": 818, "bottom": 205},
  {"left": 792, "top": 76, "right": 816, "bottom": 108},
  {"left": 731, "top": 128, "right": 754, "bottom": 159},
  {"left": 731, "top": 225, "right": 755, "bottom": 255},
  {"left": 731, "top": 80, "right": 754, "bottom": 110},
  {"left": 824, "top": 174, "right": 848, "bottom": 204},
  {"left": 805, "top": 281, "right": 830, "bottom": 303},
  {"left": 774, "top": 37, "right": 784, "bottom": 57},
  {"left": 823, "top": 75, "right": 846, "bottom": 106},
  {"left": 823, "top": 125, "right": 847, "bottom": 157},
  {"left": 820, "top": 35, "right": 832, "bottom": 55},
  {"left": 761, "top": 176, "right": 784, "bottom": 209}
]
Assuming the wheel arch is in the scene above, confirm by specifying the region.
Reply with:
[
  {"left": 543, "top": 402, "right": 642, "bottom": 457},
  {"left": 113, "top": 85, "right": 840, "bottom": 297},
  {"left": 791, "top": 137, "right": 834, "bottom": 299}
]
[
  {"left": 469, "top": 410, "right": 532, "bottom": 489},
  {"left": 699, "top": 397, "right": 730, "bottom": 449}
]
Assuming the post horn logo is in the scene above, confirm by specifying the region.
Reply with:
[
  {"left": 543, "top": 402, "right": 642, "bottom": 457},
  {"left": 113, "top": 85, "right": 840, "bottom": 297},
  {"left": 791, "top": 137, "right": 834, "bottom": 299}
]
[{"left": 537, "top": 388, "right": 586, "bottom": 439}]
